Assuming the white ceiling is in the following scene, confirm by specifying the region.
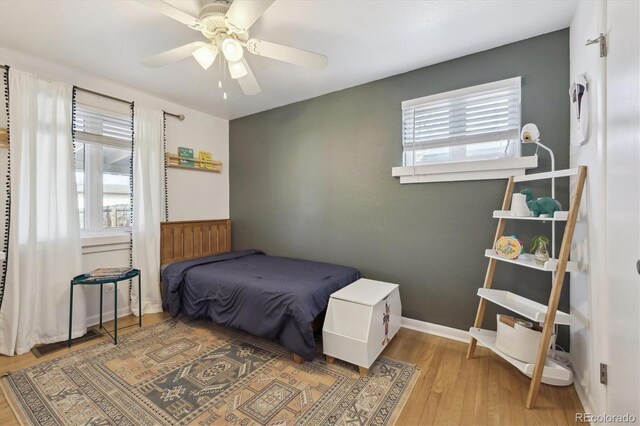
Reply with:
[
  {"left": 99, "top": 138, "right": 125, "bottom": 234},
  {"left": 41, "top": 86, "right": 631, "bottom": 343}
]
[{"left": 0, "top": 0, "right": 578, "bottom": 120}]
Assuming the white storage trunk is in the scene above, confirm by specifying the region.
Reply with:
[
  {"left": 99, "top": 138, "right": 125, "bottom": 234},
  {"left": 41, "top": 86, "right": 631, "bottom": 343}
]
[{"left": 323, "top": 279, "right": 401, "bottom": 370}]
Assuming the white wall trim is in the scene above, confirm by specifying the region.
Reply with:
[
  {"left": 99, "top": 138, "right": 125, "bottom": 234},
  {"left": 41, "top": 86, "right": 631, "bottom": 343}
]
[
  {"left": 85, "top": 306, "right": 132, "bottom": 327},
  {"left": 81, "top": 232, "right": 131, "bottom": 254},
  {"left": 392, "top": 156, "right": 538, "bottom": 184},
  {"left": 572, "top": 369, "right": 595, "bottom": 416}
]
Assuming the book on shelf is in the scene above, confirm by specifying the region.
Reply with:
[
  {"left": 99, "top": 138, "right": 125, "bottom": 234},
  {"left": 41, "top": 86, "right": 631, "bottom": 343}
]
[
  {"left": 178, "top": 146, "right": 195, "bottom": 167},
  {"left": 198, "top": 151, "right": 214, "bottom": 170},
  {"left": 86, "top": 267, "right": 133, "bottom": 280}
]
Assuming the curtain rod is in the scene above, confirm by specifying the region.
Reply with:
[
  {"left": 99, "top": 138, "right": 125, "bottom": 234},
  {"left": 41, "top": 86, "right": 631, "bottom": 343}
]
[
  {"left": 76, "top": 88, "right": 185, "bottom": 120},
  {"left": 164, "top": 111, "right": 185, "bottom": 121},
  {"left": 75, "top": 86, "right": 132, "bottom": 105},
  {"left": 1, "top": 64, "right": 185, "bottom": 120}
]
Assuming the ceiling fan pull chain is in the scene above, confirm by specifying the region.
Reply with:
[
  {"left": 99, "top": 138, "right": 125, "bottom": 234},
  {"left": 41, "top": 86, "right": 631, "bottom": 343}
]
[{"left": 223, "top": 57, "right": 228, "bottom": 100}]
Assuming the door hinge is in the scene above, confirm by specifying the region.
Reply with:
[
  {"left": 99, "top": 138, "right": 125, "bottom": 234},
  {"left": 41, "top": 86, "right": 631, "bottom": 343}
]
[
  {"left": 586, "top": 33, "right": 607, "bottom": 58},
  {"left": 600, "top": 363, "right": 608, "bottom": 385}
]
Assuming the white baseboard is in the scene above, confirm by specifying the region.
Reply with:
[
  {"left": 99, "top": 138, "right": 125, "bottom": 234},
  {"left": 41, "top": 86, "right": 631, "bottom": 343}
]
[
  {"left": 401, "top": 316, "right": 485, "bottom": 346},
  {"left": 86, "top": 306, "right": 132, "bottom": 327},
  {"left": 571, "top": 369, "right": 595, "bottom": 415}
]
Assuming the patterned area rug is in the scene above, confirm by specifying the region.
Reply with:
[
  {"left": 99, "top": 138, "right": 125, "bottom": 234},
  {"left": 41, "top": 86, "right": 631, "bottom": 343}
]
[{"left": 1, "top": 318, "right": 419, "bottom": 425}]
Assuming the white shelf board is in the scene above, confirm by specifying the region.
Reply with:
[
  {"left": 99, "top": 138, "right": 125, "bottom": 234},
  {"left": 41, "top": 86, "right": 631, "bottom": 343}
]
[
  {"left": 469, "top": 328, "right": 573, "bottom": 386},
  {"left": 477, "top": 288, "right": 572, "bottom": 325},
  {"left": 493, "top": 210, "right": 569, "bottom": 221},
  {"left": 513, "top": 168, "right": 579, "bottom": 183},
  {"left": 485, "top": 250, "right": 577, "bottom": 272}
]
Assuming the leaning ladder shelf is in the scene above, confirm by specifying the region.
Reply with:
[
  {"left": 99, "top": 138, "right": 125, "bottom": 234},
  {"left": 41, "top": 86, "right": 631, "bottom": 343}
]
[{"left": 466, "top": 165, "right": 587, "bottom": 409}]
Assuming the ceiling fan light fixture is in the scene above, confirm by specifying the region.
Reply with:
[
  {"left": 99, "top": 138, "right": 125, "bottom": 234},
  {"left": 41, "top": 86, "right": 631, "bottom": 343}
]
[
  {"left": 228, "top": 60, "right": 248, "bottom": 79},
  {"left": 192, "top": 44, "right": 218, "bottom": 70},
  {"left": 221, "top": 37, "right": 243, "bottom": 62}
]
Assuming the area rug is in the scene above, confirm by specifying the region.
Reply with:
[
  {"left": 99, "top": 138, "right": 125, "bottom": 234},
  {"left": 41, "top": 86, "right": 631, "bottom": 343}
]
[{"left": 1, "top": 318, "right": 419, "bottom": 425}]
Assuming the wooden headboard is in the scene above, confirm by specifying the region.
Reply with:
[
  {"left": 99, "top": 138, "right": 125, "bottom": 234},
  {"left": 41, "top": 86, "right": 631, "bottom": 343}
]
[{"left": 160, "top": 219, "right": 231, "bottom": 265}]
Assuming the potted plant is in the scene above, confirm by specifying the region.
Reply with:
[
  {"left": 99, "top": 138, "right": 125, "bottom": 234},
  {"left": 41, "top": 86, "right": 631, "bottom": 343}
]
[{"left": 529, "top": 235, "right": 550, "bottom": 265}]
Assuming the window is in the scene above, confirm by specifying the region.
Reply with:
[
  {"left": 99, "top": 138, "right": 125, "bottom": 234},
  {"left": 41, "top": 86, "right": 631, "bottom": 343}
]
[
  {"left": 402, "top": 77, "right": 521, "bottom": 166},
  {"left": 74, "top": 104, "right": 132, "bottom": 233}
]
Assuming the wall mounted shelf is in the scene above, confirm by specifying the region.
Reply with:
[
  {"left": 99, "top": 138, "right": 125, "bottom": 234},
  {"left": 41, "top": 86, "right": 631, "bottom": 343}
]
[{"left": 165, "top": 152, "right": 222, "bottom": 173}]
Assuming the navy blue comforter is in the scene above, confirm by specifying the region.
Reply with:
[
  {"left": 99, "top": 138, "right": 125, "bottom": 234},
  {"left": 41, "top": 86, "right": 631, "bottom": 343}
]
[{"left": 161, "top": 250, "right": 360, "bottom": 360}]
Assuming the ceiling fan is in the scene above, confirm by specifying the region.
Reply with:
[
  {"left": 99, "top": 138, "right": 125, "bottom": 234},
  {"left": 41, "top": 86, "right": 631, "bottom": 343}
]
[{"left": 138, "top": 0, "right": 328, "bottom": 96}]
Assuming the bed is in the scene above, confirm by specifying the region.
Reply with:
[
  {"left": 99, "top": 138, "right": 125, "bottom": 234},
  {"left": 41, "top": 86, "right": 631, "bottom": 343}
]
[{"left": 160, "top": 219, "right": 361, "bottom": 362}]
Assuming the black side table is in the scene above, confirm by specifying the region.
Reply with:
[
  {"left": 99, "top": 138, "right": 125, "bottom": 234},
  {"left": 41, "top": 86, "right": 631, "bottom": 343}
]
[{"left": 68, "top": 269, "right": 141, "bottom": 347}]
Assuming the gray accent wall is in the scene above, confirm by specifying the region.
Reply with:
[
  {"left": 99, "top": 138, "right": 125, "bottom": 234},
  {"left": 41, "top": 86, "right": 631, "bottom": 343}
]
[{"left": 230, "top": 30, "right": 570, "bottom": 346}]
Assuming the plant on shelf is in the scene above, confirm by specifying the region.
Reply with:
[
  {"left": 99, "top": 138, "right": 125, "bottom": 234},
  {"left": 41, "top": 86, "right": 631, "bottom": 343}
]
[{"left": 529, "top": 235, "right": 550, "bottom": 265}]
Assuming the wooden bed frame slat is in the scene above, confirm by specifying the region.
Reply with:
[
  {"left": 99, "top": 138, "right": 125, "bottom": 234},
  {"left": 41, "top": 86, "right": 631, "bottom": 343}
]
[{"left": 160, "top": 219, "right": 232, "bottom": 265}]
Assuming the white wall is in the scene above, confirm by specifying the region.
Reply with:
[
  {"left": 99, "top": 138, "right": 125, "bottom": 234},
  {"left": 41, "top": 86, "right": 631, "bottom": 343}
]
[
  {"left": 569, "top": 0, "right": 606, "bottom": 415},
  {"left": 0, "top": 47, "right": 229, "bottom": 326}
]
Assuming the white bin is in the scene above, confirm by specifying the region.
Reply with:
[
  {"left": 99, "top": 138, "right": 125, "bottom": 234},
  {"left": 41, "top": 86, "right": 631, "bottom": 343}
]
[
  {"left": 495, "top": 314, "right": 553, "bottom": 363},
  {"left": 323, "top": 279, "right": 401, "bottom": 372}
]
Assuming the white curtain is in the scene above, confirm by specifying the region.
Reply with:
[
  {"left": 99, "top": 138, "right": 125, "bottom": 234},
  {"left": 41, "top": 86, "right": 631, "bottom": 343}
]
[
  {"left": 0, "top": 69, "right": 84, "bottom": 355},
  {"left": 131, "top": 105, "right": 164, "bottom": 316}
]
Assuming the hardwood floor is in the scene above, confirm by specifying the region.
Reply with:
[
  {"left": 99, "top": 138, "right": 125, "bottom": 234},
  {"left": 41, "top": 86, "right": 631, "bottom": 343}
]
[
  {"left": 387, "top": 328, "right": 585, "bottom": 425},
  {"left": 0, "top": 314, "right": 584, "bottom": 425}
]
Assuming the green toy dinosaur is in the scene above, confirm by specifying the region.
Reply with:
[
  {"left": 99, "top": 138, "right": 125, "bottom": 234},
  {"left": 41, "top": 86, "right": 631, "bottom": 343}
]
[{"left": 521, "top": 188, "right": 562, "bottom": 217}]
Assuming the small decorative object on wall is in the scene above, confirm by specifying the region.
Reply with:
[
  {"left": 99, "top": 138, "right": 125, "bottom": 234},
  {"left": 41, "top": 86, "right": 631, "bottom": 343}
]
[
  {"left": 178, "top": 146, "right": 195, "bottom": 166},
  {"left": 510, "top": 193, "right": 531, "bottom": 217},
  {"left": 529, "top": 235, "right": 551, "bottom": 265},
  {"left": 198, "top": 151, "right": 214, "bottom": 170},
  {"left": 495, "top": 235, "right": 523, "bottom": 259},
  {"left": 521, "top": 188, "right": 562, "bottom": 217},
  {"left": 570, "top": 73, "right": 589, "bottom": 146}
]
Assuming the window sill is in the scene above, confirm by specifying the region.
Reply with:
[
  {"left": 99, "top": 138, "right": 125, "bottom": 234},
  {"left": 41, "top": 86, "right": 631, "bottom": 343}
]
[
  {"left": 81, "top": 231, "right": 131, "bottom": 254},
  {"left": 392, "top": 156, "right": 538, "bottom": 184}
]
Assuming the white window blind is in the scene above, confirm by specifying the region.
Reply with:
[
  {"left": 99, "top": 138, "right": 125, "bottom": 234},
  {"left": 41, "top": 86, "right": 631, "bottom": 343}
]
[
  {"left": 402, "top": 77, "right": 521, "bottom": 166},
  {"left": 73, "top": 103, "right": 132, "bottom": 232},
  {"left": 73, "top": 104, "right": 132, "bottom": 148}
]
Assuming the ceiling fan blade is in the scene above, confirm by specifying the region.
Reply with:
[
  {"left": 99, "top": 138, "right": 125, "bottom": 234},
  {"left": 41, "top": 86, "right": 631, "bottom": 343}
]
[
  {"left": 237, "top": 58, "right": 261, "bottom": 95},
  {"left": 246, "top": 39, "right": 327, "bottom": 69},
  {"left": 137, "top": 0, "right": 200, "bottom": 28},
  {"left": 142, "top": 42, "right": 207, "bottom": 68},
  {"left": 225, "top": 0, "right": 275, "bottom": 33}
]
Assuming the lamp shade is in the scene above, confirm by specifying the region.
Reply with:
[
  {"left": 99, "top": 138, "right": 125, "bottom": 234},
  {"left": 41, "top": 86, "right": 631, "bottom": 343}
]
[
  {"left": 228, "top": 60, "right": 248, "bottom": 79},
  {"left": 221, "top": 37, "right": 244, "bottom": 62},
  {"left": 192, "top": 44, "right": 218, "bottom": 70}
]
